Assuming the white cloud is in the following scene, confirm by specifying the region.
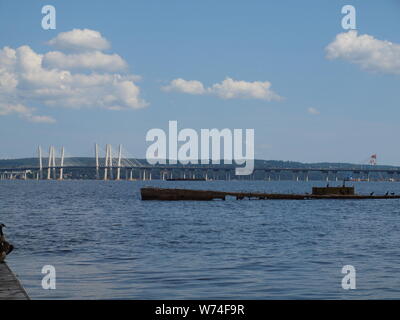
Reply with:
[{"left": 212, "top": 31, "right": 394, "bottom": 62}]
[
  {"left": 162, "top": 78, "right": 206, "bottom": 94},
  {"left": 0, "top": 103, "right": 56, "bottom": 123},
  {"left": 0, "top": 30, "right": 147, "bottom": 123},
  {"left": 28, "top": 114, "right": 56, "bottom": 124},
  {"left": 162, "top": 77, "right": 282, "bottom": 101},
  {"left": 43, "top": 51, "right": 128, "bottom": 72},
  {"left": 210, "top": 78, "right": 281, "bottom": 101},
  {"left": 0, "top": 103, "right": 31, "bottom": 116},
  {"left": 48, "top": 29, "right": 110, "bottom": 52},
  {"left": 326, "top": 30, "right": 400, "bottom": 74},
  {"left": 307, "top": 107, "right": 320, "bottom": 115}
]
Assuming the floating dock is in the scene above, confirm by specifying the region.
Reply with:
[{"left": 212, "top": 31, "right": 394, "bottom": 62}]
[
  {"left": 141, "top": 187, "right": 400, "bottom": 201},
  {"left": 0, "top": 263, "right": 29, "bottom": 300}
]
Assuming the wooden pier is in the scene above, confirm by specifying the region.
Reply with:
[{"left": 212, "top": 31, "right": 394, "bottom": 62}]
[
  {"left": 0, "top": 263, "right": 29, "bottom": 300},
  {"left": 141, "top": 187, "right": 400, "bottom": 201}
]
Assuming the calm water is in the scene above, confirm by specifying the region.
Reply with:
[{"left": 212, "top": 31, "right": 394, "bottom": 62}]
[{"left": 1, "top": 180, "right": 400, "bottom": 299}]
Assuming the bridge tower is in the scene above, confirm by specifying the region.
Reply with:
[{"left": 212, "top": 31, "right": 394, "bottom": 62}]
[
  {"left": 59, "top": 147, "right": 65, "bottom": 180},
  {"left": 45, "top": 146, "right": 65, "bottom": 180},
  {"left": 38, "top": 146, "right": 43, "bottom": 180},
  {"left": 47, "top": 146, "right": 56, "bottom": 180},
  {"left": 104, "top": 144, "right": 114, "bottom": 180},
  {"left": 95, "top": 144, "right": 100, "bottom": 180},
  {"left": 101, "top": 144, "right": 126, "bottom": 180},
  {"left": 116, "top": 144, "right": 122, "bottom": 180}
]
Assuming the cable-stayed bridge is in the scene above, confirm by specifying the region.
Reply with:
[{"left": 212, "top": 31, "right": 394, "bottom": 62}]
[{"left": 1, "top": 145, "right": 400, "bottom": 181}]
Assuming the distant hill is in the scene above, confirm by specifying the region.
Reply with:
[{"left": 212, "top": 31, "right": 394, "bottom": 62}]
[{"left": 0, "top": 157, "right": 398, "bottom": 170}]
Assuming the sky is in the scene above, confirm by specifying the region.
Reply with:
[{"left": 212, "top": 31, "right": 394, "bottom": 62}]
[{"left": 1, "top": 0, "right": 400, "bottom": 165}]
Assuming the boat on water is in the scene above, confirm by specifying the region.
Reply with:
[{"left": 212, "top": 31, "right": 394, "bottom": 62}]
[{"left": 140, "top": 185, "right": 400, "bottom": 201}]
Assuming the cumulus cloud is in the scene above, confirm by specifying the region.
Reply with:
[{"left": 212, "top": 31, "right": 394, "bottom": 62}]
[
  {"left": 29, "top": 114, "right": 56, "bottom": 123},
  {"left": 162, "top": 78, "right": 206, "bottom": 94},
  {"left": 0, "top": 103, "right": 56, "bottom": 123},
  {"left": 43, "top": 51, "right": 128, "bottom": 72},
  {"left": 162, "top": 77, "right": 282, "bottom": 101},
  {"left": 307, "top": 107, "right": 320, "bottom": 115},
  {"left": 48, "top": 29, "right": 110, "bottom": 52},
  {"left": 326, "top": 30, "right": 400, "bottom": 74},
  {"left": 0, "top": 103, "right": 30, "bottom": 116},
  {"left": 0, "top": 29, "right": 147, "bottom": 123},
  {"left": 210, "top": 78, "right": 281, "bottom": 101}
]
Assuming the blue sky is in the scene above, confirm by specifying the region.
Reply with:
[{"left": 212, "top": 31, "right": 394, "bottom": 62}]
[{"left": 1, "top": 0, "right": 400, "bottom": 164}]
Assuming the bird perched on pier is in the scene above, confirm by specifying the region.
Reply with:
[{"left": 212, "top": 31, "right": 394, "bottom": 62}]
[
  {"left": 370, "top": 192, "right": 374, "bottom": 196},
  {"left": 0, "top": 223, "right": 14, "bottom": 263},
  {"left": 391, "top": 192, "right": 395, "bottom": 196},
  {"left": 385, "top": 192, "right": 389, "bottom": 196}
]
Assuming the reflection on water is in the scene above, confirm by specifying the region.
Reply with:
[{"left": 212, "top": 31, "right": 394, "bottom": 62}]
[{"left": 1, "top": 180, "right": 400, "bottom": 299}]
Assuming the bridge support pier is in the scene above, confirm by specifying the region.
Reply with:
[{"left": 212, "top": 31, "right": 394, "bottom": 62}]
[{"left": 302, "top": 170, "right": 309, "bottom": 182}]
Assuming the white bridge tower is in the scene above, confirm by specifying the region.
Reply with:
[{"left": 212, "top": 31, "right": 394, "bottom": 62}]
[{"left": 38, "top": 145, "right": 65, "bottom": 180}]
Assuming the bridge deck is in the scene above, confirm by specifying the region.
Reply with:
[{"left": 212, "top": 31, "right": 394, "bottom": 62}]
[
  {"left": 0, "top": 262, "right": 29, "bottom": 300},
  {"left": 1, "top": 166, "right": 400, "bottom": 173}
]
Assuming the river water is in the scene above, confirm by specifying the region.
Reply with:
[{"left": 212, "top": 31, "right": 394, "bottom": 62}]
[{"left": 1, "top": 180, "right": 400, "bottom": 299}]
